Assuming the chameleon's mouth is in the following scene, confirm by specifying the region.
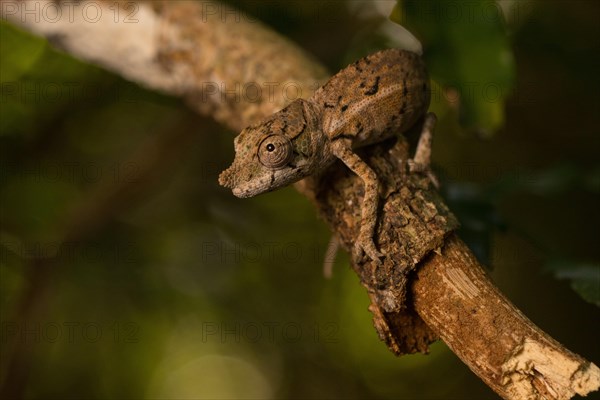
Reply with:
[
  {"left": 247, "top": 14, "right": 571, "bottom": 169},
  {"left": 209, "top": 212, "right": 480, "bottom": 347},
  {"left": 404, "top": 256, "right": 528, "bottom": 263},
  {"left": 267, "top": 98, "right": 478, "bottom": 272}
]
[
  {"left": 231, "top": 186, "right": 253, "bottom": 198},
  {"left": 228, "top": 174, "right": 276, "bottom": 198},
  {"left": 219, "top": 159, "right": 308, "bottom": 198}
]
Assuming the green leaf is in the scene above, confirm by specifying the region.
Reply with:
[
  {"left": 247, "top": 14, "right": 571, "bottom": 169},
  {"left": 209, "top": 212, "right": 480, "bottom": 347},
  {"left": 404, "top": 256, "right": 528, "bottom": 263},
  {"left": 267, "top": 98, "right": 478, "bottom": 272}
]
[
  {"left": 487, "top": 164, "right": 600, "bottom": 199},
  {"left": 0, "top": 21, "right": 47, "bottom": 83},
  {"left": 391, "top": 0, "right": 515, "bottom": 135},
  {"left": 546, "top": 260, "right": 600, "bottom": 307},
  {"left": 0, "top": 21, "right": 48, "bottom": 137}
]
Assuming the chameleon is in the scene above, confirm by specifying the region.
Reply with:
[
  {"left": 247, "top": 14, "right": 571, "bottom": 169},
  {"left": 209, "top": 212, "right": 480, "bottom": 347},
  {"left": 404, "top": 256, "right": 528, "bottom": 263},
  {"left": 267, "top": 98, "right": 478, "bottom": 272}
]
[{"left": 219, "top": 48, "right": 433, "bottom": 263}]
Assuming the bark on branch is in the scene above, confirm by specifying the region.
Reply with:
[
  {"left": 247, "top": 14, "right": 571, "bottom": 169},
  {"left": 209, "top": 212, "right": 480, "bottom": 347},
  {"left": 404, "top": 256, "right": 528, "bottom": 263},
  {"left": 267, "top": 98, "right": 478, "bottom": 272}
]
[{"left": 3, "top": 1, "right": 599, "bottom": 398}]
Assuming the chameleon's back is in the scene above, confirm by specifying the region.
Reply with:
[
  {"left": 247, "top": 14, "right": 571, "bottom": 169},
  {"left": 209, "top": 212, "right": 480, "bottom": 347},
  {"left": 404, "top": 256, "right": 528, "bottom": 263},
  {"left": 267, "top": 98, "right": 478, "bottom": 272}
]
[{"left": 313, "top": 49, "right": 430, "bottom": 147}]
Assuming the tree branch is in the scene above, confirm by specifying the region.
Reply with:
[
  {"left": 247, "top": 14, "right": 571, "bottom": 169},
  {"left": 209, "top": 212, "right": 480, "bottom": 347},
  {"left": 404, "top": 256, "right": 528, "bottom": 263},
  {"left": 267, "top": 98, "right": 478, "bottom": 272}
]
[
  {"left": 2, "top": 0, "right": 327, "bottom": 131},
  {"left": 3, "top": 1, "right": 599, "bottom": 398},
  {"left": 413, "top": 235, "right": 600, "bottom": 398}
]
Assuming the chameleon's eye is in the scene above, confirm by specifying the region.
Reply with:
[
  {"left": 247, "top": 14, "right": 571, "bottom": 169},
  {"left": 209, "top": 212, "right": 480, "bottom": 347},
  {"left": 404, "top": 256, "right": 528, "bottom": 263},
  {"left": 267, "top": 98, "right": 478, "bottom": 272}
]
[{"left": 258, "top": 134, "right": 292, "bottom": 169}]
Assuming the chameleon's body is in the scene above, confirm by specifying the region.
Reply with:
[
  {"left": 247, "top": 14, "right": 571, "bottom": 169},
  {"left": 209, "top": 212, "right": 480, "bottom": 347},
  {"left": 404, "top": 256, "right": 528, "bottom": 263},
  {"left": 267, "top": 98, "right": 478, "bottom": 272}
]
[{"left": 219, "top": 49, "right": 433, "bottom": 262}]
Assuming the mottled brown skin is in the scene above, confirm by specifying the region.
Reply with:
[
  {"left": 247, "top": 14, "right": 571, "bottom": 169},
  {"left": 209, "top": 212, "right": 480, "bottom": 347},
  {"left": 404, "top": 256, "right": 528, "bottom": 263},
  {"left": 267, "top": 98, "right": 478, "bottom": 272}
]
[
  {"left": 219, "top": 49, "right": 431, "bottom": 262},
  {"left": 315, "top": 49, "right": 430, "bottom": 146}
]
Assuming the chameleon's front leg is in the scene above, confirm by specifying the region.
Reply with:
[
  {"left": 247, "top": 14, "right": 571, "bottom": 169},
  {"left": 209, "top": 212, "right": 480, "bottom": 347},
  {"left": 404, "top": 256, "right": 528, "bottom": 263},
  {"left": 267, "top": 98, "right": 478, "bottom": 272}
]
[{"left": 331, "top": 140, "right": 383, "bottom": 264}]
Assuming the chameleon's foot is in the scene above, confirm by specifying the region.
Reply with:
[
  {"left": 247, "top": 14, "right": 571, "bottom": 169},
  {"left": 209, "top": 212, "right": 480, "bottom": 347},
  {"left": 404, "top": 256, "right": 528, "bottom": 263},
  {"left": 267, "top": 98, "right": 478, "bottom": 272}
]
[
  {"left": 408, "top": 160, "right": 440, "bottom": 189},
  {"left": 407, "top": 158, "right": 426, "bottom": 173},
  {"left": 353, "top": 233, "right": 384, "bottom": 264}
]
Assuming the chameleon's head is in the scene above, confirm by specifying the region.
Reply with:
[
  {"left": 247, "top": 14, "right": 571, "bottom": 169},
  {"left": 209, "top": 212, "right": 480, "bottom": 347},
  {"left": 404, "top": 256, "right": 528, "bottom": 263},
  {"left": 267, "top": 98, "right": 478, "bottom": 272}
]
[{"left": 219, "top": 99, "right": 322, "bottom": 198}]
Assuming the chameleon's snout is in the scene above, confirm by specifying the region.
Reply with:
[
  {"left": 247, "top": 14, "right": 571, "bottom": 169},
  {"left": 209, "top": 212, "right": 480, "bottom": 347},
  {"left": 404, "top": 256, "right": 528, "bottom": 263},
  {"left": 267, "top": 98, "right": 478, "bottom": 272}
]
[
  {"left": 218, "top": 166, "right": 236, "bottom": 190},
  {"left": 219, "top": 158, "right": 286, "bottom": 199},
  {"left": 218, "top": 163, "right": 254, "bottom": 198}
]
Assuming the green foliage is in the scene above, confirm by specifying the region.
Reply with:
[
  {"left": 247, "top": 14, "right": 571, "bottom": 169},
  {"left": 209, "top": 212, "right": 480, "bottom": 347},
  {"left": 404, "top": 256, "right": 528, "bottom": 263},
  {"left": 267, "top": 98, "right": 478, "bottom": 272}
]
[
  {"left": 1, "top": 1, "right": 599, "bottom": 399},
  {"left": 484, "top": 163, "right": 600, "bottom": 305},
  {"left": 443, "top": 163, "right": 600, "bottom": 304},
  {"left": 0, "top": 21, "right": 117, "bottom": 138},
  {"left": 391, "top": 0, "right": 515, "bottom": 135},
  {"left": 391, "top": 1, "right": 600, "bottom": 306},
  {"left": 0, "top": 22, "right": 46, "bottom": 82},
  {"left": 441, "top": 180, "right": 504, "bottom": 267},
  {"left": 546, "top": 260, "right": 600, "bottom": 307}
]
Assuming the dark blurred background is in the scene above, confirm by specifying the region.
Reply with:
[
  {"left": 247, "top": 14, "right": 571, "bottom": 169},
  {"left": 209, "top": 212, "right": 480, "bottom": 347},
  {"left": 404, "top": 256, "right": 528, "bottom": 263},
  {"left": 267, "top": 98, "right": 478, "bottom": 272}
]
[{"left": 1, "top": 1, "right": 599, "bottom": 399}]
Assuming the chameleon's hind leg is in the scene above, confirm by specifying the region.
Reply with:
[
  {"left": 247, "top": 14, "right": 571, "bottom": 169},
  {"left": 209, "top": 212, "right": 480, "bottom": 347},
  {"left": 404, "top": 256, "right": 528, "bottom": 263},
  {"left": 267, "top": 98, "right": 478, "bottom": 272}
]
[
  {"left": 331, "top": 140, "right": 383, "bottom": 264},
  {"left": 409, "top": 112, "right": 439, "bottom": 187}
]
